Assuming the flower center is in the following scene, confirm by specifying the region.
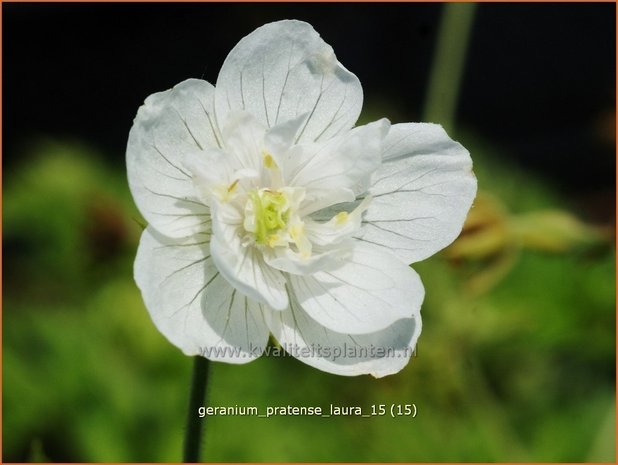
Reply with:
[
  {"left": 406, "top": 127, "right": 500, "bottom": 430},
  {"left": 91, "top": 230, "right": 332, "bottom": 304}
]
[{"left": 245, "top": 188, "right": 290, "bottom": 246}]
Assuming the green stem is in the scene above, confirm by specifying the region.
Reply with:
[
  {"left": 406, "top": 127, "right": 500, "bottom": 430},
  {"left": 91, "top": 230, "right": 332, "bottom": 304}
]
[
  {"left": 423, "top": 2, "right": 477, "bottom": 132},
  {"left": 183, "top": 356, "right": 210, "bottom": 462}
]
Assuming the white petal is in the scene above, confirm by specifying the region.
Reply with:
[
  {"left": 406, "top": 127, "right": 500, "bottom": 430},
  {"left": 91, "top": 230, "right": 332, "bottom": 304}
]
[
  {"left": 127, "top": 79, "right": 221, "bottom": 238},
  {"left": 305, "top": 196, "right": 371, "bottom": 246},
  {"left": 288, "top": 242, "right": 423, "bottom": 335},
  {"left": 210, "top": 206, "right": 288, "bottom": 310},
  {"left": 361, "top": 123, "right": 477, "bottom": 263},
  {"left": 184, "top": 148, "right": 236, "bottom": 206},
  {"left": 264, "top": 245, "right": 350, "bottom": 275},
  {"left": 215, "top": 20, "right": 363, "bottom": 143},
  {"left": 285, "top": 118, "right": 389, "bottom": 194},
  {"left": 134, "top": 227, "right": 269, "bottom": 362},
  {"left": 263, "top": 113, "right": 309, "bottom": 161},
  {"left": 299, "top": 187, "right": 356, "bottom": 217},
  {"left": 220, "top": 110, "right": 268, "bottom": 176},
  {"left": 266, "top": 295, "right": 421, "bottom": 377}
]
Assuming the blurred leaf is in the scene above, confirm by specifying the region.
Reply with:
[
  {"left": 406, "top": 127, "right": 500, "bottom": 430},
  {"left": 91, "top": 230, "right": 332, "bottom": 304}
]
[{"left": 512, "top": 209, "right": 610, "bottom": 252}]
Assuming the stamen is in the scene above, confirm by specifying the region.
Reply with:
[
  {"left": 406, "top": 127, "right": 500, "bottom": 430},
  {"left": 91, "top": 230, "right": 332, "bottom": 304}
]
[
  {"left": 227, "top": 179, "right": 239, "bottom": 193},
  {"left": 263, "top": 152, "right": 277, "bottom": 169},
  {"left": 335, "top": 212, "right": 349, "bottom": 225}
]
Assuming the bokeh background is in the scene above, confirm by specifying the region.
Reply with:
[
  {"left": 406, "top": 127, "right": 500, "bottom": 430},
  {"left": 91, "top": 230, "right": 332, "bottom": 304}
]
[{"left": 3, "top": 3, "right": 615, "bottom": 462}]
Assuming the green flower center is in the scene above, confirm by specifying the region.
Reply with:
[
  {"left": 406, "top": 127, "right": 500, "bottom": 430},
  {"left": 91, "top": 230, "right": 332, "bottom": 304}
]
[{"left": 249, "top": 189, "right": 289, "bottom": 245}]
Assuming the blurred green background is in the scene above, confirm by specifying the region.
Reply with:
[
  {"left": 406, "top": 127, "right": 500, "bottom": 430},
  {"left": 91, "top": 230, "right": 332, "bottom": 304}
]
[{"left": 3, "top": 3, "right": 615, "bottom": 462}]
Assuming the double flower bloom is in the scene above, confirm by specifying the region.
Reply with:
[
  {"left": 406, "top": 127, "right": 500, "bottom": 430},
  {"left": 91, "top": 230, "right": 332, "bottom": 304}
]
[{"left": 127, "top": 20, "right": 476, "bottom": 377}]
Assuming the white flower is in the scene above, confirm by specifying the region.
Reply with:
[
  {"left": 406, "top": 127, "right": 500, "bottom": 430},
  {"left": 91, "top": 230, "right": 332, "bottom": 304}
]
[{"left": 127, "top": 20, "right": 476, "bottom": 377}]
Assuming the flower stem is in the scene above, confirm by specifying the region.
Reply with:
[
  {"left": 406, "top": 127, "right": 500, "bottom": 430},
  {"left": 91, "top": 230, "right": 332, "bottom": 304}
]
[
  {"left": 423, "top": 2, "right": 477, "bottom": 132},
  {"left": 183, "top": 356, "right": 210, "bottom": 463}
]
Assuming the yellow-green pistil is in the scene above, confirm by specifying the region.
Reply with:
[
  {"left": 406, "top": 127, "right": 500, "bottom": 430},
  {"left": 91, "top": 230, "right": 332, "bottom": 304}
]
[{"left": 249, "top": 190, "right": 289, "bottom": 245}]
